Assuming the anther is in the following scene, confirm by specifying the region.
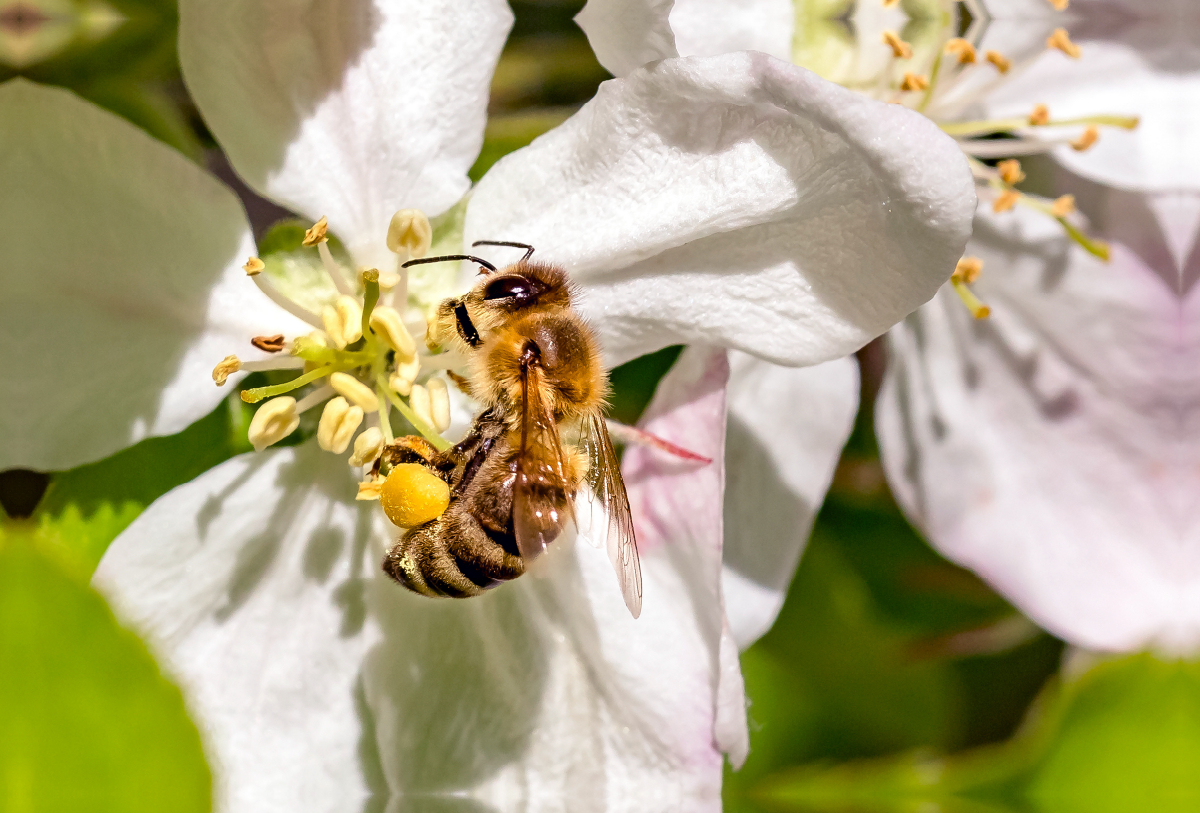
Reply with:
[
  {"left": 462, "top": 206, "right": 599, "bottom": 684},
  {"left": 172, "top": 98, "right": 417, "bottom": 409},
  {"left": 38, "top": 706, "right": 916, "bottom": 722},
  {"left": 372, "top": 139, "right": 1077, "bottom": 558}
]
[
  {"left": 882, "top": 0, "right": 899, "bottom": 7},
  {"left": 357, "top": 477, "right": 384, "bottom": 501},
  {"left": 369, "top": 306, "right": 417, "bottom": 357},
  {"left": 993, "top": 190, "right": 1021, "bottom": 213},
  {"left": 251, "top": 334, "right": 286, "bottom": 353},
  {"left": 944, "top": 38, "right": 976, "bottom": 64},
  {"left": 1047, "top": 28, "right": 1080, "bottom": 58},
  {"left": 1051, "top": 195, "right": 1076, "bottom": 217},
  {"left": 330, "top": 371, "right": 380, "bottom": 412},
  {"left": 248, "top": 396, "right": 299, "bottom": 451},
  {"left": 322, "top": 295, "right": 364, "bottom": 349},
  {"left": 427, "top": 377, "right": 451, "bottom": 433},
  {"left": 243, "top": 257, "right": 265, "bottom": 276},
  {"left": 882, "top": 31, "right": 912, "bottom": 59},
  {"left": 303, "top": 216, "right": 329, "bottom": 247},
  {"left": 386, "top": 209, "right": 433, "bottom": 259},
  {"left": 317, "top": 396, "right": 364, "bottom": 454},
  {"left": 409, "top": 383, "right": 434, "bottom": 429},
  {"left": 212, "top": 355, "right": 241, "bottom": 386},
  {"left": 997, "top": 159, "right": 1025, "bottom": 185},
  {"left": 349, "top": 427, "right": 385, "bottom": 467},
  {"left": 1028, "top": 104, "right": 1050, "bottom": 126},
  {"left": 390, "top": 355, "right": 421, "bottom": 396},
  {"left": 952, "top": 256, "right": 983, "bottom": 285},
  {"left": 1047, "top": 0, "right": 1068, "bottom": 9},
  {"left": 985, "top": 50, "right": 1011, "bottom": 73},
  {"left": 1070, "top": 125, "right": 1100, "bottom": 151},
  {"left": 951, "top": 277, "right": 991, "bottom": 319},
  {"left": 900, "top": 72, "right": 929, "bottom": 92}
]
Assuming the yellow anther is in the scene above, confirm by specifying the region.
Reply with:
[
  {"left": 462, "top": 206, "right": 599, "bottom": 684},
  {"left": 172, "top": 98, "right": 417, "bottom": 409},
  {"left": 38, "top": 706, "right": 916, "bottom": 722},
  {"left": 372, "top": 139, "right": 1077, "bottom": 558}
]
[
  {"left": 357, "top": 477, "right": 384, "bottom": 501},
  {"left": 1029, "top": 104, "right": 1050, "bottom": 126},
  {"left": 303, "top": 216, "right": 329, "bottom": 246},
  {"left": 985, "top": 50, "right": 1011, "bottom": 73},
  {"left": 900, "top": 72, "right": 929, "bottom": 92},
  {"left": 329, "top": 371, "right": 380, "bottom": 413},
  {"left": 212, "top": 355, "right": 241, "bottom": 386},
  {"left": 243, "top": 257, "right": 265, "bottom": 276},
  {"left": 997, "top": 159, "right": 1025, "bottom": 185},
  {"left": 390, "top": 354, "right": 421, "bottom": 397},
  {"left": 427, "top": 377, "right": 451, "bottom": 433},
  {"left": 1047, "top": 28, "right": 1081, "bottom": 58},
  {"left": 317, "top": 396, "right": 364, "bottom": 454},
  {"left": 349, "top": 427, "right": 385, "bottom": 467},
  {"left": 386, "top": 209, "right": 433, "bottom": 259},
  {"left": 321, "top": 295, "right": 364, "bottom": 349},
  {"left": 882, "top": 30, "right": 912, "bottom": 59},
  {"left": 944, "top": 38, "right": 977, "bottom": 65},
  {"left": 1047, "top": 0, "right": 1068, "bottom": 8},
  {"left": 1070, "top": 125, "right": 1100, "bottom": 151},
  {"left": 951, "top": 277, "right": 991, "bottom": 319},
  {"left": 882, "top": 0, "right": 899, "bottom": 7},
  {"left": 369, "top": 306, "right": 417, "bottom": 358},
  {"left": 380, "top": 463, "right": 450, "bottom": 527},
  {"left": 409, "top": 383, "right": 434, "bottom": 429},
  {"left": 993, "top": 190, "right": 1021, "bottom": 213},
  {"left": 952, "top": 256, "right": 983, "bottom": 285},
  {"left": 248, "top": 396, "right": 299, "bottom": 452},
  {"left": 1051, "top": 194, "right": 1076, "bottom": 217}
]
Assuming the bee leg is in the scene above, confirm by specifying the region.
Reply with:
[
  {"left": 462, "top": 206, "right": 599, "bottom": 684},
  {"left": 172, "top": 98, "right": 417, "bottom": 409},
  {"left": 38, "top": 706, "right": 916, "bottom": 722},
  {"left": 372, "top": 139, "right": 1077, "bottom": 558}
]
[
  {"left": 380, "top": 435, "right": 442, "bottom": 467},
  {"left": 446, "top": 370, "right": 474, "bottom": 398},
  {"left": 384, "top": 513, "right": 489, "bottom": 598}
]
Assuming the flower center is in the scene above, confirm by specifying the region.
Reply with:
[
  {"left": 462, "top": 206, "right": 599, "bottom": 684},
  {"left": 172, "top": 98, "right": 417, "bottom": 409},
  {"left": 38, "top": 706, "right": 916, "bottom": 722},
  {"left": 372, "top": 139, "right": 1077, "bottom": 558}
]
[{"left": 212, "top": 210, "right": 458, "bottom": 488}]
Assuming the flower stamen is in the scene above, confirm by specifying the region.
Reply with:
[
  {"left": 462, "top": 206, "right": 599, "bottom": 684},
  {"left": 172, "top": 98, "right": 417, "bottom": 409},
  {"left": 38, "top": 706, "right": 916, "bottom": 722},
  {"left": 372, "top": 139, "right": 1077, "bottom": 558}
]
[
  {"left": 317, "top": 396, "right": 364, "bottom": 454},
  {"left": 248, "top": 396, "right": 300, "bottom": 451},
  {"left": 900, "top": 72, "right": 929, "bottom": 92},
  {"left": 944, "top": 38, "right": 976, "bottom": 65},
  {"left": 882, "top": 31, "right": 912, "bottom": 59},
  {"left": 985, "top": 50, "right": 1011, "bottom": 73},
  {"left": 330, "top": 371, "right": 380, "bottom": 412},
  {"left": 1070, "top": 125, "right": 1100, "bottom": 151},
  {"left": 950, "top": 257, "right": 990, "bottom": 319},
  {"left": 1046, "top": 28, "right": 1081, "bottom": 59}
]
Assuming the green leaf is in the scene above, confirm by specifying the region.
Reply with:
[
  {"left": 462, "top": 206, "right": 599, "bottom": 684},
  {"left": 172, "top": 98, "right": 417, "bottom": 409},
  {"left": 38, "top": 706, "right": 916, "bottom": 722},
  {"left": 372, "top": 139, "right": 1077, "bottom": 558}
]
[
  {"left": 0, "top": 538, "right": 210, "bottom": 812},
  {"left": 27, "top": 397, "right": 250, "bottom": 574}
]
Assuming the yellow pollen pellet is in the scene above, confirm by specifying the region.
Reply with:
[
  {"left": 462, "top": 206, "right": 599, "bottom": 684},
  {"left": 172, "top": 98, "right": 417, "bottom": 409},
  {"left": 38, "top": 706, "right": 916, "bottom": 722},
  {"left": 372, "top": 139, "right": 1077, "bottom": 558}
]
[
  {"left": 993, "top": 190, "right": 1021, "bottom": 213},
  {"left": 329, "top": 372, "right": 379, "bottom": 413},
  {"left": 243, "top": 257, "right": 265, "bottom": 276},
  {"left": 953, "top": 257, "right": 983, "bottom": 284},
  {"left": 303, "top": 216, "right": 329, "bottom": 246},
  {"left": 212, "top": 355, "right": 241, "bottom": 386},
  {"left": 882, "top": 31, "right": 912, "bottom": 59},
  {"left": 380, "top": 464, "right": 450, "bottom": 527},
  {"left": 1029, "top": 104, "right": 1051, "bottom": 126},
  {"left": 1051, "top": 194, "right": 1076, "bottom": 217},
  {"left": 1071, "top": 125, "right": 1100, "bottom": 151},
  {"left": 900, "top": 72, "right": 928, "bottom": 92},
  {"left": 1047, "top": 28, "right": 1081, "bottom": 58},
  {"left": 985, "top": 50, "right": 1011, "bottom": 73},
  {"left": 317, "top": 396, "right": 364, "bottom": 454},
  {"left": 997, "top": 159, "right": 1025, "bottom": 185},
  {"left": 944, "top": 38, "right": 977, "bottom": 64}
]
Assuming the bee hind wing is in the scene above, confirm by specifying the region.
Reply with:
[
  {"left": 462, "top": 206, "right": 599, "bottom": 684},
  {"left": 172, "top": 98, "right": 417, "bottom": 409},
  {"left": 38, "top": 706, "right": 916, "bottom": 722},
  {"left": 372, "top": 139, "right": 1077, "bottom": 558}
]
[{"left": 583, "top": 415, "right": 643, "bottom": 619}]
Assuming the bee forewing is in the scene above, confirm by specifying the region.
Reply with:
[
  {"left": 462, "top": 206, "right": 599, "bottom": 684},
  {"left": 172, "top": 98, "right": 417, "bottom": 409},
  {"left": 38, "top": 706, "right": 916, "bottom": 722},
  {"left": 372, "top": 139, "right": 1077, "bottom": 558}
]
[
  {"left": 584, "top": 415, "right": 643, "bottom": 619},
  {"left": 573, "top": 484, "right": 606, "bottom": 549}
]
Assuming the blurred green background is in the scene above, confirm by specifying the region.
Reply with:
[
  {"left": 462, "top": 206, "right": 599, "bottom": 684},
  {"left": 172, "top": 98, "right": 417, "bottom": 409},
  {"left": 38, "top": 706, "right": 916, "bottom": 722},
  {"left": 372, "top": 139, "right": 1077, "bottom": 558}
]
[{"left": 1, "top": 1, "right": 1192, "bottom": 811}]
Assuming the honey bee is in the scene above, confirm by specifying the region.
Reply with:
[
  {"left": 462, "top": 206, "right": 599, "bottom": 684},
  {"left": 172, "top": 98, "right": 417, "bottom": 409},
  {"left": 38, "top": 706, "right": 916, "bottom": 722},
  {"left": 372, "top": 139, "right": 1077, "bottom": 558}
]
[{"left": 376, "top": 241, "right": 643, "bottom": 618}]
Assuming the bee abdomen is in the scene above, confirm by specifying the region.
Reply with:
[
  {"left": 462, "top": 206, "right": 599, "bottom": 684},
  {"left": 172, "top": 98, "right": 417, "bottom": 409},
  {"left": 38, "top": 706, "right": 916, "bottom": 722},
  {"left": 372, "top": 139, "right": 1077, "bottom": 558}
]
[{"left": 382, "top": 509, "right": 524, "bottom": 599}]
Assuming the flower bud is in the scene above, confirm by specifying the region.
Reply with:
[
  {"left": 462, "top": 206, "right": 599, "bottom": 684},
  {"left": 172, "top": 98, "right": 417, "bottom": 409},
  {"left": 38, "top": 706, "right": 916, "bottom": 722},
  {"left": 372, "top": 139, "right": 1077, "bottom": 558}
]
[
  {"left": 369, "top": 306, "right": 416, "bottom": 357},
  {"left": 329, "top": 372, "right": 379, "bottom": 412},
  {"left": 386, "top": 209, "right": 432, "bottom": 258},
  {"left": 349, "top": 427, "right": 385, "bottom": 467},
  {"left": 248, "top": 396, "right": 299, "bottom": 452}
]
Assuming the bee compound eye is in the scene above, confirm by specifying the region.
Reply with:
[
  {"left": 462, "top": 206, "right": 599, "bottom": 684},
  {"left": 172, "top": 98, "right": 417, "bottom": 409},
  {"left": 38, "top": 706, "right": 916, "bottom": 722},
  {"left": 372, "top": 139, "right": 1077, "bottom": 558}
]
[{"left": 482, "top": 275, "right": 538, "bottom": 303}]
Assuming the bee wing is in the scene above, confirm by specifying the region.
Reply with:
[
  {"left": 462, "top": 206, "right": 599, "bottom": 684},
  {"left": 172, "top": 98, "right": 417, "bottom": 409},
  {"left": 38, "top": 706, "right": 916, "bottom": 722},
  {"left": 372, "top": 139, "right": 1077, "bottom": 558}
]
[
  {"left": 582, "top": 415, "right": 643, "bottom": 619},
  {"left": 512, "top": 355, "right": 576, "bottom": 565}
]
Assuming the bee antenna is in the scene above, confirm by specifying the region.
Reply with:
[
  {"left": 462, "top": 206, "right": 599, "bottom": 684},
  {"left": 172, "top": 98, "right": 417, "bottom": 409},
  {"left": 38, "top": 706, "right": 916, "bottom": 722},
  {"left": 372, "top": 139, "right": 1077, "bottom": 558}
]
[
  {"left": 401, "top": 254, "right": 497, "bottom": 273},
  {"left": 471, "top": 240, "right": 535, "bottom": 262}
]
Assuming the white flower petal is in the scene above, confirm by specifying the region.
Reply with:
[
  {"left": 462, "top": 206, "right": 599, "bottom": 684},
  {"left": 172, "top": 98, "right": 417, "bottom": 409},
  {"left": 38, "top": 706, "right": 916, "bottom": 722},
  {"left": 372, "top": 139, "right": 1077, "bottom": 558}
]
[
  {"left": 179, "top": 0, "right": 513, "bottom": 268},
  {"left": 365, "top": 344, "right": 742, "bottom": 804},
  {"left": 574, "top": 0, "right": 678, "bottom": 78},
  {"left": 1, "top": 80, "right": 306, "bottom": 472},
  {"left": 466, "top": 52, "right": 974, "bottom": 367},
  {"left": 722, "top": 351, "right": 859, "bottom": 649},
  {"left": 670, "top": 0, "right": 794, "bottom": 62},
  {"left": 94, "top": 444, "right": 385, "bottom": 812},
  {"left": 877, "top": 201, "right": 1200, "bottom": 652}
]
